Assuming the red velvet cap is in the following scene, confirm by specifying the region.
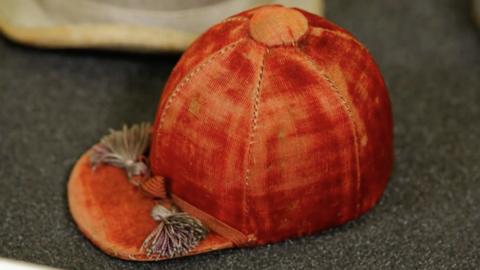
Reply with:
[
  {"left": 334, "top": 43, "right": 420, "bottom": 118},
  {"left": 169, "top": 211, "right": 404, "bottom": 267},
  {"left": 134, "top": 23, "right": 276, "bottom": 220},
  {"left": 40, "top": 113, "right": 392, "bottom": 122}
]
[{"left": 69, "top": 5, "right": 393, "bottom": 261}]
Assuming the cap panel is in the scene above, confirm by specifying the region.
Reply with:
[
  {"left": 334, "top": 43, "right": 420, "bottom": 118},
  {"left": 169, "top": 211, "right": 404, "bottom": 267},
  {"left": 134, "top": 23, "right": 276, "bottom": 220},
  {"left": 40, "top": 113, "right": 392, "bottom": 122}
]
[
  {"left": 302, "top": 28, "right": 393, "bottom": 215},
  {"left": 293, "top": 8, "right": 349, "bottom": 34},
  {"left": 151, "top": 39, "right": 267, "bottom": 234},
  {"left": 247, "top": 47, "right": 358, "bottom": 243},
  {"left": 154, "top": 17, "right": 249, "bottom": 122}
]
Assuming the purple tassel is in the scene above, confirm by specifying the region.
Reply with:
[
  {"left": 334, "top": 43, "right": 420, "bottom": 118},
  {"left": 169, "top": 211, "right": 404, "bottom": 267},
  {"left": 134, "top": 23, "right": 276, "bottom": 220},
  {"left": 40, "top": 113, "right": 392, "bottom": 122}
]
[
  {"left": 141, "top": 205, "right": 208, "bottom": 258},
  {"left": 90, "top": 123, "right": 151, "bottom": 182}
]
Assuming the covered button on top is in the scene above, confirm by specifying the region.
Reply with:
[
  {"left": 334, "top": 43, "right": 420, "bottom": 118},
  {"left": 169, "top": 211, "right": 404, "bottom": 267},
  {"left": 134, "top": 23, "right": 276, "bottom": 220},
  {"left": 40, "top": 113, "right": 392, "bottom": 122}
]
[{"left": 249, "top": 6, "right": 309, "bottom": 46}]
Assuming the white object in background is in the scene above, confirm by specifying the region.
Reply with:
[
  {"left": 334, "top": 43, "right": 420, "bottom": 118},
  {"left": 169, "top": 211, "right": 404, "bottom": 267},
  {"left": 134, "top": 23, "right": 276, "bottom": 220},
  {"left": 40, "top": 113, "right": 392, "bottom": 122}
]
[
  {"left": 0, "top": 258, "right": 60, "bottom": 270},
  {"left": 0, "top": 0, "right": 324, "bottom": 52}
]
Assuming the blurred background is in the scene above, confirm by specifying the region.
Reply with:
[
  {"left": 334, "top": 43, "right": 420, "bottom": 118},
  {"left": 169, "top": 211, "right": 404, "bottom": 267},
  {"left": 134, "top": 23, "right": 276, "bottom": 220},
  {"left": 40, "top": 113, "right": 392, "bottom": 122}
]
[
  {"left": 0, "top": 0, "right": 323, "bottom": 51},
  {"left": 0, "top": 0, "right": 479, "bottom": 269}
]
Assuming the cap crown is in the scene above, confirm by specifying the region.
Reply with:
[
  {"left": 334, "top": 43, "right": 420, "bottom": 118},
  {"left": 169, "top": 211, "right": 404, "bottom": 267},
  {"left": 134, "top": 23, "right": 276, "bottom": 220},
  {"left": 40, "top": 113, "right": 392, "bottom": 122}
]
[{"left": 150, "top": 5, "right": 392, "bottom": 244}]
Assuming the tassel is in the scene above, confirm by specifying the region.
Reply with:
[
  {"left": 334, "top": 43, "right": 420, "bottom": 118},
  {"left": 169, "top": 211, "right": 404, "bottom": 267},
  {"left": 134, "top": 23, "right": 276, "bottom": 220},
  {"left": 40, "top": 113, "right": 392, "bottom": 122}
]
[
  {"left": 141, "top": 205, "right": 208, "bottom": 258},
  {"left": 89, "top": 122, "right": 210, "bottom": 257},
  {"left": 90, "top": 123, "right": 151, "bottom": 181}
]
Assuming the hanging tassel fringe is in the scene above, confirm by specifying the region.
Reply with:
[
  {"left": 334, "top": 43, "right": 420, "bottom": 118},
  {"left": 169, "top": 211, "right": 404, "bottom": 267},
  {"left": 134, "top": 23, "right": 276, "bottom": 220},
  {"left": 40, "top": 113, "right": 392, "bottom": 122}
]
[
  {"left": 90, "top": 122, "right": 151, "bottom": 181},
  {"left": 141, "top": 205, "right": 208, "bottom": 258},
  {"left": 90, "top": 122, "right": 209, "bottom": 257}
]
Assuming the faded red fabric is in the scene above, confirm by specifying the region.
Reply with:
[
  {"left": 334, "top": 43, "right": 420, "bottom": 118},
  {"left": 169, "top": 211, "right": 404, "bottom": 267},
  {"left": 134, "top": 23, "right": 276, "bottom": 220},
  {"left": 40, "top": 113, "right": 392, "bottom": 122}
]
[
  {"left": 150, "top": 5, "right": 393, "bottom": 245},
  {"left": 68, "top": 152, "right": 233, "bottom": 261}
]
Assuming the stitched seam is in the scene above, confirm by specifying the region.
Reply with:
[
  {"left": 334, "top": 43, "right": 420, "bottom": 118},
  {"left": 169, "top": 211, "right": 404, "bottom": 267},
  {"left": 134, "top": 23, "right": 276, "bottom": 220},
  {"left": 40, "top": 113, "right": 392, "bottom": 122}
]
[
  {"left": 243, "top": 48, "right": 268, "bottom": 236},
  {"left": 153, "top": 38, "right": 247, "bottom": 170},
  {"left": 156, "top": 38, "right": 246, "bottom": 133},
  {"left": 299, "top": 49, "right": 362, "bottom": 216}
]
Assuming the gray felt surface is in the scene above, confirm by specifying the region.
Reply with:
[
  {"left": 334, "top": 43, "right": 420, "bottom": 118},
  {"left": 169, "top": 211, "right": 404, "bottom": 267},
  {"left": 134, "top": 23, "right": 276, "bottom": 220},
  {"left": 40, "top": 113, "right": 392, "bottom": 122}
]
[{"left": 0, "top": 0, "right": 479, "bottom": 269}]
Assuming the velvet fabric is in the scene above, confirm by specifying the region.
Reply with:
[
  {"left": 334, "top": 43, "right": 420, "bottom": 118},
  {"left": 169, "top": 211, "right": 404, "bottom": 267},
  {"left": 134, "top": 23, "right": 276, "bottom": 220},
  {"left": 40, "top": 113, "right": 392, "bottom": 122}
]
[
  {"left": 68, "top": 152, "right": 233, "bottom": 261},
  {"left": 68, "top": 4, "right": 392, "bottom": 260},
  {"left": 150, "top": 5, "right": 393, "bottom": 245}
]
